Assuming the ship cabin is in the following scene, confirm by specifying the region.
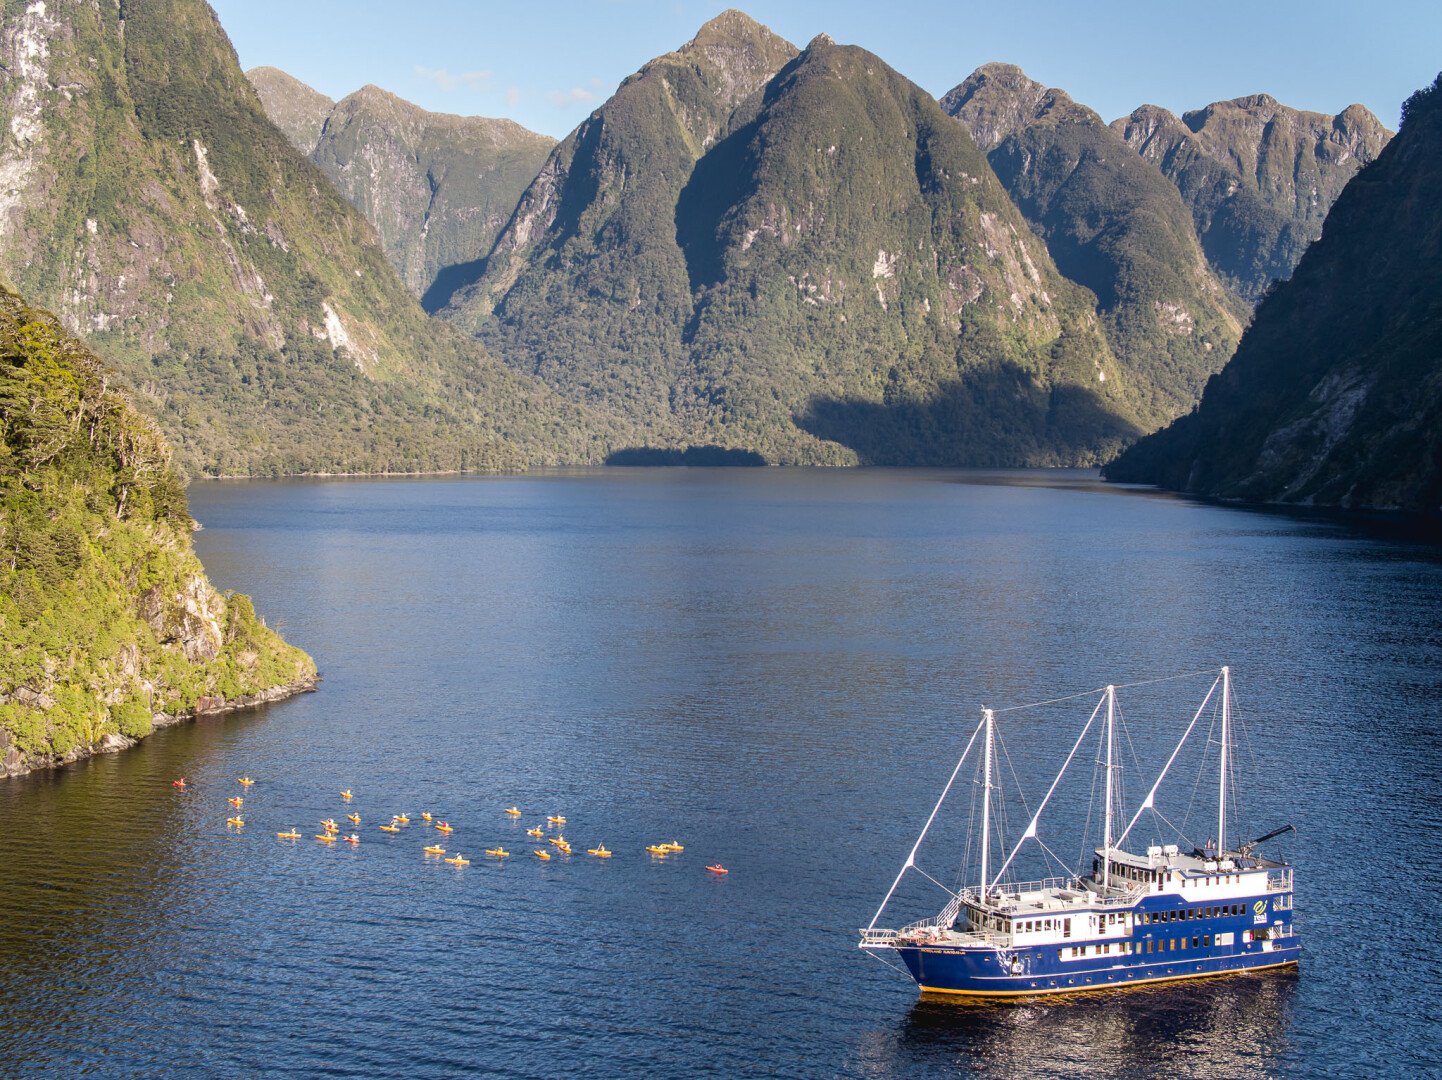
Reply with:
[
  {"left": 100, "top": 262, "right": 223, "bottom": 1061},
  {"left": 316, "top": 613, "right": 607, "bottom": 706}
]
[{"left": 957, "top": 843, "right": 1293, "bottom": 952}]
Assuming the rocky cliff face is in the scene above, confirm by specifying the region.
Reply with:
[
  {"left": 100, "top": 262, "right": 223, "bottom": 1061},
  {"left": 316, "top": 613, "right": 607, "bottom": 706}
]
[
  {"left": 248, "top": 73, "right": 555, "bottom": 308},
  {"left": 440, "top": 17, "right": 1152, "bottom": 465},
  {"left": 0, "top": 286, "right": 316, "bottom": 779},
  {"left": 0, "top": 0, "right": 611, "bottom": 475},
  {"left": 1112, "top": 95, "right": 1391, "bottom": 301},
  {"left": 1104, "top": 76, "right": 1442, "bottom": 511},
  {"left": 942, "top": 64, "right": 1249, "bottom": 427}
]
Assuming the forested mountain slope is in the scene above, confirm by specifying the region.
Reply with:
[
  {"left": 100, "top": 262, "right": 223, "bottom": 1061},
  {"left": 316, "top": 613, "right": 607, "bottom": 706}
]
[
  {"left": 0, "top": 286, "right": 314, "bottom": 778},
  {"left": 1104, "top": 77, "right": 1442, "bottom": 511}
]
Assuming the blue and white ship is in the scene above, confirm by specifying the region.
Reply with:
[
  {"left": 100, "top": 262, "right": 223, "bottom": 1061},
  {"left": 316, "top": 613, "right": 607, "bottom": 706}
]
[{"left": 860, "top": 667, "right": 1299, "bottom": 997}]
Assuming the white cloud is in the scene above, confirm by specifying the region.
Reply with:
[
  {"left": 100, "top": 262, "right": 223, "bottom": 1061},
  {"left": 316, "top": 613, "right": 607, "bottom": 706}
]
[
  {"left": 505, "top": 86, "right": 522, "bottom": 107},
  {"left": 545, "top": 87, "right": 598, "bottom": 108},
  {"left": 415, "top": 65, "right": 493, "bottom": 92}
]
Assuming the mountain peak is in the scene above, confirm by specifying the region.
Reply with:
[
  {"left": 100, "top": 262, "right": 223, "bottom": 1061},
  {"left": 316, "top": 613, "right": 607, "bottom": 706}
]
[
  {"left": 689, "top": 8, "right": 783, "bottom": 49},
  {"left": 940, "top": 63, "right": 1070, "bottom": 150},
  {"left": 245, "top": 65, "right": 335, "bottom": 153}
]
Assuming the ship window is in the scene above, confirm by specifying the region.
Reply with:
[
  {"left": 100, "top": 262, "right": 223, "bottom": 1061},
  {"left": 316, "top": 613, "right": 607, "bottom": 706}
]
[
  {"left": 1192, "top": 936, "right": 1199, "bottom": 949},
  {"left": 1204, "top": 935, "right": 1212, "bottom": 947},
  {"left": 1063, "top": 919, "right": 1071, "bottom": 938},
  {"left": 1169, "top": 939, "right": 1177, "bottom": 952},
  {"left": 1146, "top": 940, "right": 1154, "bottom": 954}
]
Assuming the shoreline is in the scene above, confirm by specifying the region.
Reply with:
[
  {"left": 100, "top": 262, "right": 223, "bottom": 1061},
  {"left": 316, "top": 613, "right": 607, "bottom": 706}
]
[{"left": 0, "top": 675, "right": 320, "bottom": 781}]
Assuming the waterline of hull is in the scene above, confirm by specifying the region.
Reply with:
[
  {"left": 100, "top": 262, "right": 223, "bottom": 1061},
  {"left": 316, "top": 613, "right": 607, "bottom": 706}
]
[{"left": 911, "top": 948, "right": 1301, "bottom": 999}]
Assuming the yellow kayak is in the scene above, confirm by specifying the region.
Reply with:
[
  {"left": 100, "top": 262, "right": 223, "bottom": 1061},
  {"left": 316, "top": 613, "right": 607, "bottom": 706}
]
[
  {"left": 660, "top": 841, "right": 685, "bottom": 852},
  {"left": 645, "top": 845, "right": 669, "bottom": 855},
  {"left": 238, "top": 777, "right": 255, "bottom": 786},
  {"left": 393, "top": 814, "right": 410, "bottom": 825},
  {"left": 276, "top": 830, "right": 301, "bottom": 840},
  {"left": 526, "top": 827, "right": 545, "bottom": 838},
  {"left": 588, "top": 846, "right": 612, "bottom": 858},
  {"left": 444, "top": 854, "right": 470, "bottom": 866},
  {"left": 421, "top": 812, "right": 433, "bottom": 822},
  {"left": 315, "top": 833, "right": 337, "bottom": 843},
  {"left": 228, "top": 796, "right": 244, "bottom": 808},
  {"left": 347, "top": 813, "right": 361, "bottom": 824},
  {"left": 534, "top": 849, "right": 551, "bottom": 860},
  {"left": 340, "top": 789, "right": 352, "bottom": 800},
  {"left": 547, "top": 815, "right": 567, "bottom": 825},
  {"left": 505, "top": 806, "right": 522, "bottom": 817},
  {"left": 434, "top": 823, "right": 454, "bottom": 834},
  {"left": 226, "top": 817, "right": 245, "bottom": 827},
  {"left": 379, "top": 824, "right": 401, "bottom": 833},
  {"left": 485, "top": 848, "right": 510, "bottom": 858},
  {"left": 423, "top": 845, "right": 446, "bottom": 855}
]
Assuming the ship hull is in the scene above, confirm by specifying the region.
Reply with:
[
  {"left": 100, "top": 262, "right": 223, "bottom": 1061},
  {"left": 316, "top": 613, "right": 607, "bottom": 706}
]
[{"left": 898, "top": 937, "right": 1300, "bottom": 998}]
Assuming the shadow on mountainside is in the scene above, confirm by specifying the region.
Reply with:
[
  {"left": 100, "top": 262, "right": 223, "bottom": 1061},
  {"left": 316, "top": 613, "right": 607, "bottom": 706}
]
[
  {"left": 605, "top": 445, "right": 767, "bottom": 466},
  {"left": 796, "top": 369, "right": 1145, "bottom": 466},
  {"left": 422, "top": 257, "right": 488, "bottom": 313}
]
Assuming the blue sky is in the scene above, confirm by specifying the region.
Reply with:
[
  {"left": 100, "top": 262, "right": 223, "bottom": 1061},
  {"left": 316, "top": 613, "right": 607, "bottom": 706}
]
[{"left": 210, "top": 1, "right": 1441, "bottom": 139}]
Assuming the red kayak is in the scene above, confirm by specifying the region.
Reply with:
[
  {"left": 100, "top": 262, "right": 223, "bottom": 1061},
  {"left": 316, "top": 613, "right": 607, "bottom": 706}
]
[
  {"left": 706, "top": 864, "right": 728, "bottom": 875},
  {"left": 171, "top": 778, "right": 186, "bottom": 789}
]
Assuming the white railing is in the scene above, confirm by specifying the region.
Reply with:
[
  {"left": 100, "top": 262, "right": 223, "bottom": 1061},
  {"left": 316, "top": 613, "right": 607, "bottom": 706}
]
[{"left": 1266, "top": 870, "right": 1293, "bottom": 892}]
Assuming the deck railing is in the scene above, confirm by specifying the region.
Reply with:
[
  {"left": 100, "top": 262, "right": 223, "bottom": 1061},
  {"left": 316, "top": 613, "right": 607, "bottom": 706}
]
[{"left": 1266, "top": 869, "right": 1293, "bottom": 892}]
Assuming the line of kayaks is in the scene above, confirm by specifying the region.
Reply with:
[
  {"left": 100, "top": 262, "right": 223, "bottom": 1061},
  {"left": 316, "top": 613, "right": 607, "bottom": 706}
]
[{"left": 224, "top": 784, "right": 729, "bottom": 875}]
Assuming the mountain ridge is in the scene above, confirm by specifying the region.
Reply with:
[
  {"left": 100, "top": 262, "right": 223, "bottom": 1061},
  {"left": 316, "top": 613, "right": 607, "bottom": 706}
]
[
  {"left": 1104, "top": 75, "right": 1442, "bottom": 510},
  {"left": 942, "top": 63, "right": 1249, "bottom": 427}
]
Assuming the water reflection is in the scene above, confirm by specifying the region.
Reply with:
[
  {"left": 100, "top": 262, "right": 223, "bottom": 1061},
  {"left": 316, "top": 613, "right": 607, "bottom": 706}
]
[{"left": 859, "top": 970, "right": 1297, "bottom": 1078}]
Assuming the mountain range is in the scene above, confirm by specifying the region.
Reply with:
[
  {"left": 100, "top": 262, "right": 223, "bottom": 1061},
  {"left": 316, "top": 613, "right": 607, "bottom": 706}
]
[
  {"left": 247, "top": 67, "right": 555, "bottom": 309},
  {"left": 0, "top": 2, "right": 1407, "bottom": 481},
  {"left": 0, "top": 0, "right": 612, "bottom": 475},
  {"left": 1105, "top": 75, "right": 1442, "bottom": 511},
  {"left": 1112, "top": 94, "right": 1391, "bottom": 302},
  {"left": 442, "top": 16, "right": 1147, "bottom": 465}
]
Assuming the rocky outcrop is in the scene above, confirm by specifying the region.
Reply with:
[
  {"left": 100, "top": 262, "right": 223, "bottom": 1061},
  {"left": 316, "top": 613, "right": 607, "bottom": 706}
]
[
  {"left": 0, "top": 286, "right": 318, "bottom": 779},
  {"left": 942, "top": 64, "right": 1248, "bottom": 426},
  {"left": 0, "top": 677, "right": 319, "bottom": 780},
  {"left": 1112, "top": 95, "right": 1391, "bottom": 301},
  {"left": 1104, "top": 76, "right": 1442, "bottom": 511}
]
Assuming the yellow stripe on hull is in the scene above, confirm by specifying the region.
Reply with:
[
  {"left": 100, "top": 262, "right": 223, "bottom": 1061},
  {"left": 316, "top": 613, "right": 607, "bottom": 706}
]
[{"left": 918, "top": 957, "right": 1299, "bottom": 999}]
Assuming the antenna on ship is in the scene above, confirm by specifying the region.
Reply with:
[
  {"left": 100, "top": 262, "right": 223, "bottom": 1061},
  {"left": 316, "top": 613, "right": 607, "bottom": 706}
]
[
  {"left": 1102, "top": 684, "right": 1115, "bottom": 894},
  {"left": 1218, "top": 665, "right": 1230, "bottom": 855},
  {"left": 979, "top": 707, "right": 994, "bottom": 897}
]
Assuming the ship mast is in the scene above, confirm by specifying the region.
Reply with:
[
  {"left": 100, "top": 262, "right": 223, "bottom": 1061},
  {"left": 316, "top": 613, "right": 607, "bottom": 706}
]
[
  {"left": 1218, "top": 665, "right": 1230, "bottom": 855},
  {"left": 979, "top": 707, "right": 994, "bottom": 897},
  {"left": 1102, "top": 684, "right": 1115, "bottom": 893}
]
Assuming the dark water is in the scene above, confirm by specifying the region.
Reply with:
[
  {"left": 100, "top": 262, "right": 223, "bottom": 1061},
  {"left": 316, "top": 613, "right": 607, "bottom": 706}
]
[{"left": 1, "top": 469, "right": 1440, "bottom": 1078}]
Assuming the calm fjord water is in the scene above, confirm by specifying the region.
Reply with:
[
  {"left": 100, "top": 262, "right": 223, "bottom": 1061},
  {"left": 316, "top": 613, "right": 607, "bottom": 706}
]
[{"left": 2, "top": 469, "right": 1440, "bottom": 1078}]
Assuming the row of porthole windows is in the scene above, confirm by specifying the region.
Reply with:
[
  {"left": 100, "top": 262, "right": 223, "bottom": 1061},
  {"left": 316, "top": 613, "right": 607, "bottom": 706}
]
[
  {"left": 1141, "top": 904, "right": 1246, "bottom": 924},
  {"left": 1065, "top": 935, "right": 1214, "bottom": 959}
]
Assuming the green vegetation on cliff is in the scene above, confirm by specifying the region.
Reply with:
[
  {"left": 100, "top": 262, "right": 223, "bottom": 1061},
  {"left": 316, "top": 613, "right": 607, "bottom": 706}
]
[
  {"left": 1104, "top": 76, "right": 1442, "bottom": 511},
  {"left": 0, "top": 0, "right": 616, "bottom": 475},
  {"left": 447, "top": 17, "right": 1145, "bottom": 465},
  {"left": 942, "top": 65, "right": 1248, "bottom": 427},
  {"left": 1111, "top": 96, "right": 1391, "bottom": 302},
  {"left": 248, "top": 70, "right": 555, "bottom": 308},
  {"left": 0, "top": 287, "right": 314, "bottom": 775}
]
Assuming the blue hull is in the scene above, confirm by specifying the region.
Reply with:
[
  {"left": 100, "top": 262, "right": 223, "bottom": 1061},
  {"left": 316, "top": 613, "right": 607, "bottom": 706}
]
[{"left": 899, "top": 938, "right": 1299, "bottom": 997}]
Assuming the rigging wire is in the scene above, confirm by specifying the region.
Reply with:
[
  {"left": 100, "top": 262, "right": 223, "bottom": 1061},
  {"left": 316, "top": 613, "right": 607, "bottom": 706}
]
[{"left": 991, "top": 668, "right": 1218, "bottom": 715}]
